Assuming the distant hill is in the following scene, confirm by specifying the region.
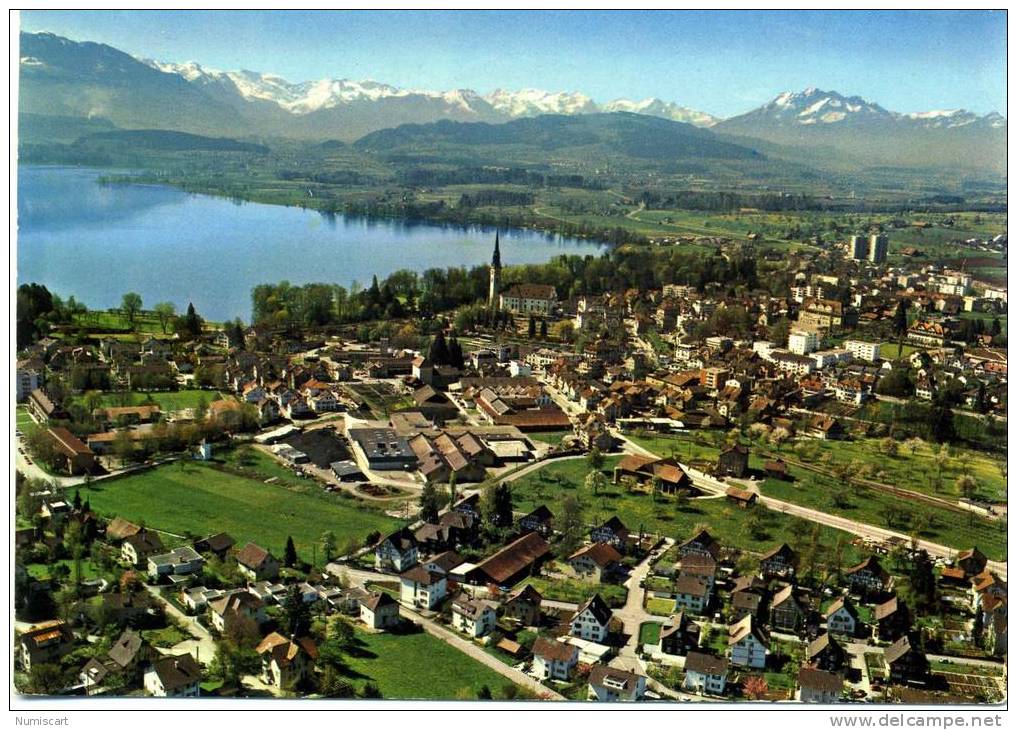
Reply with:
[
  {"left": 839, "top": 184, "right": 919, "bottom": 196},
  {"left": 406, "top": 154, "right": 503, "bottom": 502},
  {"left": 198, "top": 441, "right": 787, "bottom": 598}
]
[
  {"left": 77, "top": 129, "right": 269, "bottom": 153},
  {"left": 355, "top": 113, "right": 763, "bottom": 163}
]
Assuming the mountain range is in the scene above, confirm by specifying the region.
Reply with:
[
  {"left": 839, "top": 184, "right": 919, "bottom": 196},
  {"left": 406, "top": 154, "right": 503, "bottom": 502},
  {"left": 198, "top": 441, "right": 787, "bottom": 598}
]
[{"left": 18, "top": 31, "right": 1007, "bottom": 173}]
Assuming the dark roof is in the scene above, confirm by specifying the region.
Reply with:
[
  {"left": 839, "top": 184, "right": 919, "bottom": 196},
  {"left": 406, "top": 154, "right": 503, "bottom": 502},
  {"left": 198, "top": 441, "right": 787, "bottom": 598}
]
[
  {"left": 472, "top": 532, "right": 550, "bottom": 585},
  {"left": 675, "top": 574, "right": 710, "bottom": 598},
  {"left": 360, "top": 591, "right": 397, "bottom": 612},
  {"left": 108, "top": 629, "right": 145, "bottom": 669},
  {"left": 684, "top": 651, "right": 728, "bottom": 676},
  {"left": 874, "top": 596, "right": 899, "bottom": 621},
  {"left": 195, "top": 532, "right": 235, "bottom": 553},
  {"left": 573, "top": 593, "right": 613, "bottom": 627},
  {"left": 568, "top": 542, "right": 623, "bottom": 568},
  {"left": 506, "top": 584, "right": 543, "bottom": 606},
  {"left": 400, "top": 565, "right": 444, "bottom": 586},
  {"left": 236, "top": 542, "right": 273, "bottom": 569},
  {"left": 807, "top": 632, "right": 839, "bottom": 659},
  {"left": 149, "top": 654, "right": 202, "bottom": 691},
  {"left": 798, "top": 667, "right": 843, "bottom": 693},
  {"left": 760, "top": 543, "right": 796, "bottom": 562},
  {"left": 884, "top": 636, "right": 915, "bottom": 665},
  {"left": 588, "top": 664, "right": 643, "bottom": 694},
  {"left": 521, "top": 505, "right": 554, "bottom": 523}
]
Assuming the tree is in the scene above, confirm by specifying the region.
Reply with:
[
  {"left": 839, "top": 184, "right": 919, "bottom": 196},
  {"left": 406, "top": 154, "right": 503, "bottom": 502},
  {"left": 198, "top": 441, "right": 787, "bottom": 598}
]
[
  {"left": 282, "top": 584, "right": 311, "bottom": 638},
  {"left": 483, "top": 482, "right": 514, "bottom": 528},
  {"left": 930, "top": 402, "right": 956, "bottom": 444},
  {"left": 539, "top": 319, "right": 548, "bottom": 338},
  {"left": 586, "top": 446, "right": 605, "bottom": 473},
  {"left": 153, "top": 302, "right": 176, "bottom": 334},
  {"left": 181, "top": 302, "right": 203, "bottom": 338},
  {"left": 320, "top": 531, "right": 337, "bottom": 563},
  {"left": 477, "top": 684, "right": 493, "bottom": 699},
  {"left": 879, "top": 437, "right": 899, "bottom": 458},
  {"left": 769, "top": 426, "right": 791, "bottom": 452},
  {"left": 904, "top": 437, "right": 924, "bottom": 457},
  {"left": 956, "top": 474, "right": 977, "bottom": 501},
  {"left": 585, "top": 470, "right": 607, "bottom": 497},
  {"left": 22, "top": 663, "right": 66, "bottom": 695},
  {"left": 892, "top": 299, "right": 909, "bottom": 338},
  {"left": 557, "top": 495, "right": 584, "bottom": 557},
  {"left": 419, "top": 482, "right": 443, "bottom": 524},
  {"left": 121, "top": 292, "right": 143, "bottom": 329},
  {"left": 284, "top": 536, "right": 298, "bottom": 568},
  {"left": 743, "top": 674, "right": 768, "bottom": 700},
  {"left": 528, "top": 314, "right": 537, "bottom": 339}
]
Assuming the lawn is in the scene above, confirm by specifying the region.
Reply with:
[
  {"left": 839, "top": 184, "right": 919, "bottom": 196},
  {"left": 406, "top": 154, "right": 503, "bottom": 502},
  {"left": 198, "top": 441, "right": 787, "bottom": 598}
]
[
  {"left": 26, "top": 559, "right": 99, "bottom": 581},
  {"left": 141, "top": 625, "right": 193, "bottom": 648},
  {"left": 16, "top": 406, "right": 35, "bottom": 429},
  {"left": 646, "top": 597, "right": 676, "bottom": 616},
  {"left": 77, "top": 389, "right": 223, "bottom": 413},
  {"left": 340, "top": 626, "right": 519, "bottom": 700},
  {"left": 509, "top": 456, "right": 865, "bottom": 564},
  {"left": 527, "top": 431, "right": 568, "bottom": 446},
  {"left": 518, "top": 575, "right": 627, "bottom": 608},
  {"left": 82, "top": 460, "right": 404, "bottom": 564},
  {"left": 638, "top": 622, "right": 661, "bottom": 646}
]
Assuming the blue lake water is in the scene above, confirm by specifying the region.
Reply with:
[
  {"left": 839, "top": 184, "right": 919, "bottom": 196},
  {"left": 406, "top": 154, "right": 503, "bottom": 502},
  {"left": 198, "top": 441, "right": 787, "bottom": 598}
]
[{"left": 17, "top": 166, "right": 606, "bottom": 323}]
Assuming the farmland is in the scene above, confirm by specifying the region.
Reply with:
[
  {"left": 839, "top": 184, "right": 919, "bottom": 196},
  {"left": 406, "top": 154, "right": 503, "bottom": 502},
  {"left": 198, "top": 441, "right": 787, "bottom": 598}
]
[{"left": 81, "top": 459, "right": 403, "bottom": 563}]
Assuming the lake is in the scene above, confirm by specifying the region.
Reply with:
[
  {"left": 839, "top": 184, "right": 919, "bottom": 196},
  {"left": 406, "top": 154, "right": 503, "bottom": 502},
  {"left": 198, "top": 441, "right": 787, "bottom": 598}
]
[{"left": 17, "top": 166, "right": 606, "bottom": 323}]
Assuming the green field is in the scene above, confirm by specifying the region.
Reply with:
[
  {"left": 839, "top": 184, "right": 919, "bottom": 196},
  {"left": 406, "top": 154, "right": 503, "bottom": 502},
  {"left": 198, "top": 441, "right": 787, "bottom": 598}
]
[
  {"left": 646, "top": 597, "right": 676, "bottom": 616},
  {"left": 79, "top": 389, "right": 224, "bottom": 413},
  {"left": 16, "top": 406, "right": 35, "bottom": 429},
  {"left": 71, "top": 309, "right": 220, "bottom": 334},
  {"left": 81, "top": 460, "right": 403, "bottom": 563},
  {"left": 638, "top": 622, "right": 661, "bottom": 646},
  {"left": 518, "top": 575, "right": 627, "bottom": 608},
  {"left": 509, "top": 456, "right": 864, "bottom": 564},
  {"left": 26, "top": 560, "right": 99, "bottom": 581},
  {"left": 527, "top": 431, "right": 569, "bottom": 446},
  {"left": 340, "top": 626, "right": 519, "bottom": 700}
]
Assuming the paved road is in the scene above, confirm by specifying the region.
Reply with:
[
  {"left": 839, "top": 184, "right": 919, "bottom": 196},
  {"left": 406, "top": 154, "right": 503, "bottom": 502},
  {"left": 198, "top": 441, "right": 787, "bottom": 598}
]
[{"left": 143, "top": 584, "right": 217, "bottom": 666}]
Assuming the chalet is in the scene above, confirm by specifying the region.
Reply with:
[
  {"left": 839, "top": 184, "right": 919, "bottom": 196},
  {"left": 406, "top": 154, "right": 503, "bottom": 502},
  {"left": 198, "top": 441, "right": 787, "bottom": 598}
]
[
  {"left": 399, "top": 565, "right": 447, "bottom": 610},
  {"left": 105, "top": 516, "right": 142, "bottom": 544},
  {"left": 144, "top": 654, "right": 202, "bottom": 697},
  {"left": 759, "top": 543, "right": 798, "bottom": 578},
  {"left": 375, "top": 528, "right": 419, "bottom": 572},
  {"left": 957, "top": 548, "right": 988, "bottom": 577},
  {"left": 518, "top": 505, "right": 554, "bottom": 537},
  {"left": 590, "top": 516, "right": 630, "bottom": 550},
  {"left": 770, "top": 585, "right": 807, "bottom": 633},
  {"left": 193, "top": 532, "right": 236, "bottom": 559},
  {"left": 587, "top": 665, "right": 646, "bottom": 702},
  {"left": 825, "top": 597, "right": 862, "bottom": 637},
  {"left": 678, "top": 529, "right": 721, "bottom": 561},
  {"left": 466, "top": 532, "right": 550, "bottom": 588},
  {"left": 874, "top": 596, "right": 910, "bottom": 642},
  {"left": 612, "top": 454, "right": 690, "bottom": 494},
  {"left": 567, "top": 542, "right": 624, "bottom": 583},
  {"left": 658, "top": 612, "right": 700, "bottom": 656},
  {"left": 716, "top": 444, "right": 750, "bottom": 478},
  {"left": 451, "top": 595, "right": 498, "bottom": 638},
  {"left": 453, "top": 493, "right": 483, "bottom": 521},
  {"left": 256, "top": 633, "right": 318, "bottom": 689},
  {"left": 844, "top": 556, "right": 891, "bottom": 595},
  {"left": 683, "top": 651, "right": 728, "bottom": 696},
  {"left": 532, "top": 637, "right": 579, "bottom": 681},
  {"left": 807, "top": 632, "right": 846, "bottom": 673},
  {"left": 725, "top": 486, "right": 757, "bottom": 508},
  {"left": 728, "top": 614, "right": 768, "bottom": 669},
  {"left": 884, "top": 636, "right": 928, "bottom": 684},
  {"left": 764, "top": 459, "right": 789, "bottom": 480},
  {"left": 797, "top": 668, "right": 843, "bottom": 703},
  {"left": 502, "top": 584, "right": 543, "bottom": 626},
  {"left": 414, "top": 511, "right": 477, "bottom": 552},
  {"left": 569, "top": 593, "right": 613, "bottom": 644},
  {"left": 422, "top": 550, "right": 466, "bottom": 577},
  {"left": 674, "top": 574, "right": 712, "bottom": 615},
  {"left": 806, "top": 414, "right": 846, "bottom": 440},
  {"left": 730, "top": 577, "right": 766, "bottom": 622},
  {"left": 235, "top": 543, "right": 281, "bottom": 582}
]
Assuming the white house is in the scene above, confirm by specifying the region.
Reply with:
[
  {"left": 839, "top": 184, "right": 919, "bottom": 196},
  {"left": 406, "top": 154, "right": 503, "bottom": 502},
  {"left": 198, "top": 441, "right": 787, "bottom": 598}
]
[
  {"left": 359, "top": 591, "right": 400, "bottom": 630},
  {"left": 376, "top": 528, "right": 419, "bottom": 572},
  {"left": 399, "top": 565, "right": 446, "bottom": 610},
  {"left": 147, "top": 546, "right": 204, "bottom": 580},
  {"left": 451, "top": 595, "right": 497, "bottom": 638},
  {"left": 569, "top": 593, "right": 612, "bottom": 644},
  {"left": 797, "top": 668, "right": 843, "bottom": 703},
  {"left": 788, "top": 330, "right": 819, "bottom": 355},
  {"left": 844, "top": 340, "right": 881, "bottom": 362},
  {"left": 144, "top": 654, "right": 202, "bottom": 697},
  {"left": 825, "top": 597, "right": 860, "bottom": 636},
  {"left": 531, "top": 637, "right": 579, "bottom": 681},
  {"left": 683, "top": 651, "right": 728, "bottom": 696},
  {"left": 587, "top": 665, "right": 646, "bottom": 702},
  {"left": 728, "top": 614, "right": 768, "bottom": 669}
]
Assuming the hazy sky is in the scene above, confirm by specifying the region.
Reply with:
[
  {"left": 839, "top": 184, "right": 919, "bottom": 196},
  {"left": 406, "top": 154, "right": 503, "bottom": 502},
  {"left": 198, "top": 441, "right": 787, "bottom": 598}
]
[{"left": 19, "top": 9, "right": 1007, "bottom": 117}]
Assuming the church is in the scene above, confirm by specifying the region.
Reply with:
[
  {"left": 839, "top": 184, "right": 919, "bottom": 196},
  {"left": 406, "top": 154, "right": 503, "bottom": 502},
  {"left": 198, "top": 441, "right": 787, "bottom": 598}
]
[{"left": 488, "top": 233, "right": 558, "bottom": 315}]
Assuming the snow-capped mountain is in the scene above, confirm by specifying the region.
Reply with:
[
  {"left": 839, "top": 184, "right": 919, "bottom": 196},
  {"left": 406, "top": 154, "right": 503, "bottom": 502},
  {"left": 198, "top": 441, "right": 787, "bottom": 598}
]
[
  {"left": 601, "top": 97, "right": 718, "bottom": 127},
  {"left": 484, "top": 88, "right": 599, "bottom": 117}
]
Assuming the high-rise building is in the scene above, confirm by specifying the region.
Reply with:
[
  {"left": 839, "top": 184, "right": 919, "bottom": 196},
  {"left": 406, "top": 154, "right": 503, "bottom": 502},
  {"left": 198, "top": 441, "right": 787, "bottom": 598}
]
[
  {"left": 488, "top": 232, "right": 502, "bottom": 308},
  {"left": 849, "top": 235, "right": 867, "bottom": 260},
  {"left": 868, "top": 234, "right": 888, "bottom": 264}
]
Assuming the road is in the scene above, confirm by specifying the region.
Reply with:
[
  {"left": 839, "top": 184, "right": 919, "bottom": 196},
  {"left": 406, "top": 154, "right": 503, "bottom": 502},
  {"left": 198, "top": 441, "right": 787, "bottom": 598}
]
[{"left": 143, "top": 584, "right": 217, "bottom": 666}]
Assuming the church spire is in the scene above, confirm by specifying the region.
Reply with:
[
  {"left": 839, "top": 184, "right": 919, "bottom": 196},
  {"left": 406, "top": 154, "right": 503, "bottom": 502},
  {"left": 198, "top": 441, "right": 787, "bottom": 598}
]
[{"left": 492, "top": 231, "right": 501, "bottom": 269}]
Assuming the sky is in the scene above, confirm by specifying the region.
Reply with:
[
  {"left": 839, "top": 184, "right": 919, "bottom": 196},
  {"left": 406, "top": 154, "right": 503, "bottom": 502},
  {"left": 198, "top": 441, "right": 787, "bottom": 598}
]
[{"left": 18, "top": 9, "right": 1008, "bottom": 117}]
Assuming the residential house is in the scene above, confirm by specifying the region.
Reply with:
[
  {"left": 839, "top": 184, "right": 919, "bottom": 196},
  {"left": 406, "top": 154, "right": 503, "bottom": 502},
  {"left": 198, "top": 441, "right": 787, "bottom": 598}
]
[
  {"left": 759, "top": 543, "right": 799, "bottom": 579},
  {"left": 451, "top": 595, "right": 498, "bottom": 638},
  {"left": 770, "top": 585, "right": 807, "bottom": 634},
  {"left": 193, "top": 532, "right": 236, "bottom": 559},
  {"left": 612, "top": 454, "right": 690, "bottom": 494},
  {"left": 658, "top": 612, "right": 701, "bottom": 656},
  {"left": 359, "top": 591, "right": 400, "bottom": 630},
  {"left": 399, "top": 565, "right": 447, "bottom": 610},
  {"left": 674, "top": 574, "right": 712, "bottom": 615},
  {"left": 797, "top": 668, "right": 844, "bottom": 703},
  {"left": 255, "top": 633, "right": 318, "bottom": 689},
  {"left": 567, "top": 542, "right": 623, "bottom": 583},
  {"left": 825, "top": 597, "right": 862, "bottom": 637},
  {"left": 844, "top": 556, "right": 891, "bottom": 596},
  {"left": 209, "top": 592, "right": 266, "bottom": 634},
  {"left": 807, "top": 632, "right": 846, "bottom": 673},
  {"left": 569, "top": 593, "right": 613, "bottom": 644},
  {"left": 465, "top": 532, "right": 550, "bottom": 588},
  {"left": 147, "top": 546, "right": 205, "bottom": 580},
  {"left": 532, "top": 637, "right": 579, "bottom": 681},
  {"left": 678, "top": 529, "right": 721, "bottom": 561},
  {"left": 518, "top": 505, "right": 554, "bottom": 538},
  {"left": 683, "top": 651, "right": 729, "bottom": 696},
  {"left": 587, "top": 665, "right": 646, "bottom": 702},
  {"left": 873, "top": 596, "right": 910, "bottom": 642},
  {"left": 17, "top": 620, "right": 73, "bottom": 671},
  {"left": 716, "top": 444, "right": 750, "bottom": 478},
  {"left": 502, "top": 584, "right": 543, "bottom": 626},
  {"left": 144, "top": 654, "right": 202, "bottom": 697},
  {"left": 121, "top": 531, "right": 165, "bottom": 568},
  {"left": 884, "top": 636, "right": 928, "bottom": 684},
  {"left": 728, "top": 615, "right": 769, "bottom": 669},
  {"left": 236, "top": 543, "right": 281, "bottom": 582},
  {"left": 590, "top": 516, "right": 630, "bottom": 551}
]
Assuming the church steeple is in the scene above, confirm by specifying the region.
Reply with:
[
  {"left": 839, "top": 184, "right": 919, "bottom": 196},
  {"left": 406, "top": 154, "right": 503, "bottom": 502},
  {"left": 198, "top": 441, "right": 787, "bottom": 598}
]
[
  {"left": 492, "top": 231, "right": 502, "bottom": 269},
  {"left": 489, "top": 232, "right": 502, "bottom": 309}
]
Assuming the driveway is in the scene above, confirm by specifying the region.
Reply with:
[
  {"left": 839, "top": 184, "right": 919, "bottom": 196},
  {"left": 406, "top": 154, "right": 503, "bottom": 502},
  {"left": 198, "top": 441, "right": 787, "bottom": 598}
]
[{"left": 144, "top": 584, "right": 217, "bottom": 665}]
